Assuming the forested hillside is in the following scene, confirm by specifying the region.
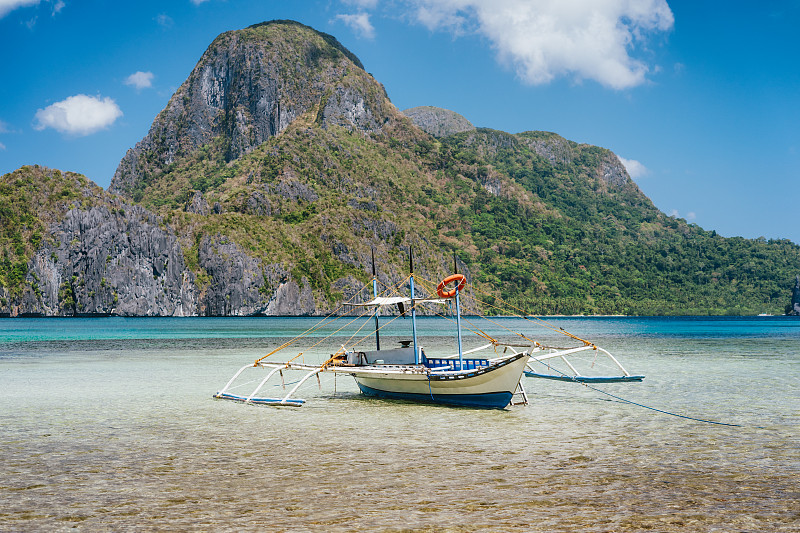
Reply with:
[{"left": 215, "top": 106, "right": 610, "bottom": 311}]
[
  {"left": 428, "top": 130, "right": 799, "bottom": 314},
  {"left": 1, "top": 20, "right": 798, "bottom": 316}
]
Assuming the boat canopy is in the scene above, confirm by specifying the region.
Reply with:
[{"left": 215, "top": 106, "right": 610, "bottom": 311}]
[{"left": 349, "top": 296, "right": 448, "bottom": 307}]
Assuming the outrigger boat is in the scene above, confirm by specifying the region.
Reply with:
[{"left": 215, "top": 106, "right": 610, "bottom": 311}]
[{"left": 214, "top": 250, "right": 642, "bottom": 409}]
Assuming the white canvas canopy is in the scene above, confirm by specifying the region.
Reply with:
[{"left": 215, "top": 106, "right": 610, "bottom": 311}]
[{"left": 349, "top": 296, "right": 448, "bottom": 307}]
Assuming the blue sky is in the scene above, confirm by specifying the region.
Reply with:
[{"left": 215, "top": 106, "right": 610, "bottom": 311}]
[{"left": 1, "top": 0, "right": 798, "bottom": 244}]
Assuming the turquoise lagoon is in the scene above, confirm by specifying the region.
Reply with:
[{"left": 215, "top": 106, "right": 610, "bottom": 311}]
[{"left": 1, "top": 316, "right": 798, "bottom": 531}]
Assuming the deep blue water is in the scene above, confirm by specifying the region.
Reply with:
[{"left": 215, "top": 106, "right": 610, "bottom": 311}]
[{"left": 1, "top": 315, "right": 798, "bottom": 343}]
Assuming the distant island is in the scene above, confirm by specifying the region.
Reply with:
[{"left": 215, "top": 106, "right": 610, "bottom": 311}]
[{"left": 2, "top": 20, "right": 799, "bottom": 317}]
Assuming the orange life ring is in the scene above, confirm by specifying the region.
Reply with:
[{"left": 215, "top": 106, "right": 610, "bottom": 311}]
[{"left": 437, "top": 274, "right": 467, "bottom": 298}]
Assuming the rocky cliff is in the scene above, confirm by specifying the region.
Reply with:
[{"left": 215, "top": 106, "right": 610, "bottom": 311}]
[
  {"left": 110, "top": 20, "right": 396, "bottom": 200},
  {"left": 403, "top": 106, "right": 476, "bottom": 137},
  {"left": 197, "top": 234, "right": 315, "bottom": 316},
  {"left": 0, "top": 166, "right": 321, "bottom": 316},
  {"left": 0, "top": 166, "right": 193, "bottom": 316}
]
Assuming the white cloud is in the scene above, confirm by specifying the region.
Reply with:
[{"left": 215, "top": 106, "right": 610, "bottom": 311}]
[
  {"left": 618, "top": 155, "right": 648, "bottom": 180},
  {"left": 124, "top": 71, "right": 154, "bottom": 90},
  {"left": 0, "top": 119, "right": 9, "bottom": 133},
  {"left": 406, "top": 0, "right": 674, "bottom": 89},
  {"left": 0, "top": 0, "right": 63, "bottom": 19},
  {"left": 156, "top": 13, "right": 173, "bottom": 29},
  {"left": 0, "top": 0, "right": 39, "bottom": 19},
  {"left": 343, "top": 0, "right": 379, "bottom": 7},
  {"left": 33, "top": 94, "right": 122, "bottom": 136},
  {"left": 668, "top": 209, "right": 695, "bottom": 221},
  {"left": 190, "top": 0, "right": 210, "bottom": 5},
  {"left": 0, "top": 141, "right": 6, "bottom": 151},
  {"left": 335, "top": 12, "right": 376, "bottom": 39}
]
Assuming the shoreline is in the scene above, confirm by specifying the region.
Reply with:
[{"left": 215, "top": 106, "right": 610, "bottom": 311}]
[{"left": 0, "top": 313, "right": 795, "bottom": 319}]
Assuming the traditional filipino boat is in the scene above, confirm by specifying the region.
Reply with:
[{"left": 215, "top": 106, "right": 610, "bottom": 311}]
[{"left": 214, "top": 250, "right": 642, "bottom": 409}]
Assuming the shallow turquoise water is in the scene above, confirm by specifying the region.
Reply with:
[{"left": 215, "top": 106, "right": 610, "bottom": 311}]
[
  {"left": 1, "top": 316, "right": 798, "bottom": 531},
  {"left": 2, "top": 315, "right": 798, "bottom": 343}
]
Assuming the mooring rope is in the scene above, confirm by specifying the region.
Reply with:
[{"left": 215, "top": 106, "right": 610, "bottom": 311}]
[
  {"left": 414, "top": 274, "right": 565, "bottom": 348},
  {"left": 464, "top": 282, "right": 596, "bottom": 345},
  {"left": 527, "top": 357, "right": 760, "bottom": 428}
]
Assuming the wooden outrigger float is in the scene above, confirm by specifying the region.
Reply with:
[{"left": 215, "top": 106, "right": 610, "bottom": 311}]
[{"left": 214, "top": 250, "right": 643, "bottom": 409}]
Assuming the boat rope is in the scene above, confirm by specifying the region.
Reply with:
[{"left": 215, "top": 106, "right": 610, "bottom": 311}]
[
  {"left": 417, "top": 276, "right": 543, "bottom": 347},
  {"left": 337, "top": 307, "right": 380, "bottom": 353},
  {"left": 292, "top": 305, "right": 376, "bottom": 366},
  {"left": 339, "top": 310, "right": 410, "bottom": 355},
  {"left": 337, "top": 275, "right": 507, "bottom": 356},
  {"left": 416, "top": 274, "right": 594, "bottom": 351},
  {"left": 256, "top": 275, "right": 415, "bottom": 366},
  {"left": 433, "top": 278, "right": 756, "bottom": 427},
  {"left": 527, "top": 357, "right": 755, "bottom": 428},
  {"left": 375, "top": 274, "right": 413, "bottom": 298},
  {"left": 254, "top": 282, "right": 372, "bottom": 364},
  {"left": 464, "top": 282, "right": 597, "bottom": 347},
  {"left": 224, "top": 377, "right": 262, "bottom": 392},
  {"left": 322, "top": 277, "right": 425, "bottom": 362},
  {"left": 412, "top": 276, "right": 498, "bottom": 342},
  {"left": 319, "top": 308, "right": 380, "bottom": 369}
]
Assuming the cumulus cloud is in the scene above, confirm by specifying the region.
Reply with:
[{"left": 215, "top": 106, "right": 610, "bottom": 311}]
[
  {"left": 618, "top": 155, "right": 648, "bottom": 180},
  {"left": 335, "top": 12, "right": 375, "bottom": 39},
  {"left": 124, "top": 71, "right": 154, "bottom": 90},
  {"left": 0, "top": 0, "right": 37, "bottom": 18},
  {"left": 403, "top": 0, "right": 674, "bottom": 89},
  {"left": 33, "top": 94, "right": 122, "bottom": 136},
  {"left": 0, "top": 0, "right": 65, "bottom": 19}
]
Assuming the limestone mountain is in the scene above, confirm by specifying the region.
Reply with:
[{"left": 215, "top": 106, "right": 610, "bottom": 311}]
[
  {"left": 0, "top": 165, "right": 327, "bottom": 316},
  {"left": 110, "top": 20, "right": 396, "bottom": 200},
  {"left": 403, "top": 106, "right": 476, "bottom": 137},
  {"left": 0, "top": 166, "right": 195, "bottom": 316},
  {"left": 2, "top": 19, "right": 799, "bottom": 317}
]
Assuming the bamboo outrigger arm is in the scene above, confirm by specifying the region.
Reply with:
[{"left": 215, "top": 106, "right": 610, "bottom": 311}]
[
  {"left": 498, "top": 342, "right": 644, "bottom": 383},
  {"left": 525, "top": 345, "right": 644, "bottom": 383},
  {"left": 213, "top": 363, "right": 321, "bottom": 407}
]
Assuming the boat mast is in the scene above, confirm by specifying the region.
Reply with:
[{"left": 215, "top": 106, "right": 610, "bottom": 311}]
[
  {"left": 371, "top": 248, "right": 380, "bottom": 351},
  {"left": 454, "top": 251, "right": 464, "bottom": 369},
  {"left": 409, "top": 247, "right": 420, "bottom": 364}
]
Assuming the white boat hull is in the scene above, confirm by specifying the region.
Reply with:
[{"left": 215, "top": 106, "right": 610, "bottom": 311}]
[{"left": 350, "top": 353, "right": 528, "bottom": 408}]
